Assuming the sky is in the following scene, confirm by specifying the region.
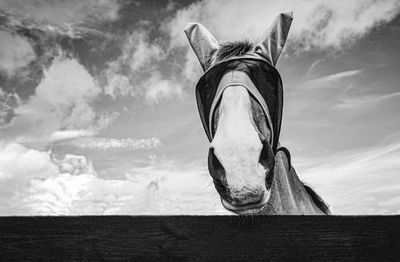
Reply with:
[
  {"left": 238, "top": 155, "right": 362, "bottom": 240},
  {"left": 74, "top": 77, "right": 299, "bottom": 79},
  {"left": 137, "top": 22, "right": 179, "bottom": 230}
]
[{"left": 0, "top": 0, "right": 399, "bottom": 215}]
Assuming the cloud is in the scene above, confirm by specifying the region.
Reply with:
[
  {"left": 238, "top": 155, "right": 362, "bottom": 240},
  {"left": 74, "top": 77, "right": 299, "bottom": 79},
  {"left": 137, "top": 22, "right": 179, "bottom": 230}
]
[
  {"left": 283, "top": 65, "right": 387, "bottom": 122},
  {"left": 292, "top": 67, "right": 400, "bottom": 112},
  {"left": 52, "top": 153, "right": 96, "bottom": 176},
  {"left": 0, "top": 30, "right": 36, "bottom": 75},
  {"left": 304, "top": 69, "right": 364, "bottom": 89},
  {"left": 102, "top": 29, "right": 185, "bottom": 103},
  {"left": 334, "top": 91, "right": 400, "bottom": 110},
  {"left": 0, "top": 90, "right": 20, "bottom": 126},
  {"left": 125, "top": 31, "right": 164, "bottom": 72},
  {"left": 0, "top": 10, "right": 85, "bottom": 41},
  {"left": 103, "top": 71, "right": 132, "bottom": 98},
  {"left": 24, "top": 160, "right": 226, "bottom": 215},
  {"left": 49, "top": 129, "right": 97, "bottom": 142},
  {"left": 166, "top": 0, "right": 400, "bottom": 51},
  {"left": 0, "top": 143, "right": 57, "bottom": 182},
  {"left": 0, "top": 142, "right": 227, "bottom": 215},
  {"left": 1, "top": 56, "right": 104, "bottom": 142},
  {"left": 102, "top": 30, "right": 165, "bottom": 98},
  {"left": 143, "top": 74, "right": 184, "bottom": 104},
  {"left": 296, "top": 134, "right": 400, "bottom": 214},
  {"left": 34, "top": 57, "right": 100, "bottom": 105},
  {"left": 0, "top": 0, "right": 120, "bottom": 25},
  {"left": 59, "top": 136, "right": 162, "bottom": 151},
  {"left": 0, "top": 142, "right": 59, "bottom": 214},
  {"left": 0, "top": 144, "right": 102, "bottom": 215}
]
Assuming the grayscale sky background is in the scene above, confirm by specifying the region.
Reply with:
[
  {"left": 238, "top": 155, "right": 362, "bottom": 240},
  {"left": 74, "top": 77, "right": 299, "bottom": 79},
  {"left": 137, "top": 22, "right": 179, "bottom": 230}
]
[{"left": 0, "top": 0, "right": 399, "bottom": 215}]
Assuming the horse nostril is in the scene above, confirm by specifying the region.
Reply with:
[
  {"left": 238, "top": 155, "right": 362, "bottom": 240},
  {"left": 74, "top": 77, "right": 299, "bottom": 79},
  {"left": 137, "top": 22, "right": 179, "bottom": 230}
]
[
  {"left": 258, "top": 140, "right": 274, "bottom": 167},
  {"left": 208, "top": 147, "right": 226, "bottom": 181},
  {"left": 213, "top": 178, "right": 225, "bottom": 191},
  {"left": 213, "top": 179, "right": 229, "bottom": 198},
  {"left": 258, "top": 139, "right": 275, "bottom": 188}
]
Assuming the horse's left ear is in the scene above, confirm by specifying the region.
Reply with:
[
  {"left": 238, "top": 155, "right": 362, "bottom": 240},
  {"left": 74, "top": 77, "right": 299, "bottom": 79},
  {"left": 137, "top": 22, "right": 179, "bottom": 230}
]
[
  {"left": 255, "top": 11, "right": 293, "bottom": 66},
  {"left": 184, "top": 23, "right": 219, "bottom": 71}
]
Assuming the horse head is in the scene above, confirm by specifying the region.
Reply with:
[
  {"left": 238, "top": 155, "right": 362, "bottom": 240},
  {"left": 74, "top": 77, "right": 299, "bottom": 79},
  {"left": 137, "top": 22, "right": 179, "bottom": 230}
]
[{"left": 185, "top": 12, "right": 293, "bottom": 214}]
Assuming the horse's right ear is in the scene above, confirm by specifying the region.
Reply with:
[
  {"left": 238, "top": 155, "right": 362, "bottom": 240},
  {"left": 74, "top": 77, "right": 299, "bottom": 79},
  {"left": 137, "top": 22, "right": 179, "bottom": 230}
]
[{"left": 184, "top": 23, "right": 219, "bottom": 71}]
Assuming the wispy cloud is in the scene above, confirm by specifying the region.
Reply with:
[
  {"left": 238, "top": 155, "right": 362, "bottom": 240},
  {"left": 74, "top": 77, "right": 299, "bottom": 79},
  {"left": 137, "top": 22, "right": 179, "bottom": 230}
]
[
  {"left": 49, "top": 130, "right": 97, "bottom": 142},
  {"left": 283, "top": 67, "right": 365, "bottom": 120},
  {"left": 60, "top": 136, "right": 162, "bottom": 151},
  {"left": 297, "top": 69, "right": 364, "bottom": 91},
  {"left": 304, "top": 59, "right": 323, "bottom": 78},
  {"left": 295, "top": 133, "right": 400, "bottom": 214},
  {"left": 334, "top": 91, "right": 400, "bottom": 110},
  {"left": 312, "top": 69, "right": 363, "bottom": 84}
]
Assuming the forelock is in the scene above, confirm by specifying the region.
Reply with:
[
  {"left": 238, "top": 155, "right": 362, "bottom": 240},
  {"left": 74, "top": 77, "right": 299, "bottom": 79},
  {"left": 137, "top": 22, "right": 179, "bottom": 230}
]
[{"left": 206, "top": 40, "right": 254, "bottom": 68}]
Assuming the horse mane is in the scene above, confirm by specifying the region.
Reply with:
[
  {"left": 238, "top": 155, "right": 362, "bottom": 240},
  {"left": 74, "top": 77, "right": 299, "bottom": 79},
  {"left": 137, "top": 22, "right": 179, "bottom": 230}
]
[
  {"left": 302, "top": 183, "right": 330, "bottom": 214},
  {"left": 210, "top": 40, "right": 331, "bottom": 215}
]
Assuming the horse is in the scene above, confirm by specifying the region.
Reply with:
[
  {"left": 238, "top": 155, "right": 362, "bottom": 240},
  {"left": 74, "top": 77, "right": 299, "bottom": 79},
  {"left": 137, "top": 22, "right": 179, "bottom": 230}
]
[{"left": 185, "top": 12, "right": 330, "bottom": 215}]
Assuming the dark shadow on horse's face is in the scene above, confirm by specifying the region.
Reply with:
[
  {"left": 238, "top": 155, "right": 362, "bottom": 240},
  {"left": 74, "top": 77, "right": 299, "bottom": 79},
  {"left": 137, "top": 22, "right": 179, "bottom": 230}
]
[{"left": 207, "top": 86, "right": 275, "bottom": 215}]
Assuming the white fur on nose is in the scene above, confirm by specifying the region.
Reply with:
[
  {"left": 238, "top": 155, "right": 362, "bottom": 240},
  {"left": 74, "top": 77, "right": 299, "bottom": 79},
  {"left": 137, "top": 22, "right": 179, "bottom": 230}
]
[{"left": 211, "top": 86, "right": 268, "bottom": 195}]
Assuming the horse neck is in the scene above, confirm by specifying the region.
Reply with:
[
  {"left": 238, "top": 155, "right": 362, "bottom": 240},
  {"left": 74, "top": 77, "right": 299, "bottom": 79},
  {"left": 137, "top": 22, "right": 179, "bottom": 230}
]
[{"left": 260, "top": 151, "right": 326, "bottom": 215}]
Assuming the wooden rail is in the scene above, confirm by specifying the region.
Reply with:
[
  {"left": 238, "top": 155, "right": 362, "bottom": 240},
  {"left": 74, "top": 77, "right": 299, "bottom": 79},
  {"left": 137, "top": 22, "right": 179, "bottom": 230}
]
[{"left": 0, "top": 216, "right": 399, "bottom": 261}]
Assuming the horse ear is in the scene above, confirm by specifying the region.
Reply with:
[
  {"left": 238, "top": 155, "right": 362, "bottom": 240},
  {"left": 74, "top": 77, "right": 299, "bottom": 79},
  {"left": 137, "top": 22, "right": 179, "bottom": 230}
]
[
  {"left": 255, "top": 11, "right": 293, "bottom": 66},
  {"left": 184, "top": 23, "right": 219, "bottom": 71}
]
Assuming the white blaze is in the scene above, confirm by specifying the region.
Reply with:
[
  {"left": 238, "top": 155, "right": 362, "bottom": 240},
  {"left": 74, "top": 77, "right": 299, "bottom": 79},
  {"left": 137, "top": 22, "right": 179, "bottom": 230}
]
[{"left": 211, "top": 86, "right": 267, "bottom": 192}]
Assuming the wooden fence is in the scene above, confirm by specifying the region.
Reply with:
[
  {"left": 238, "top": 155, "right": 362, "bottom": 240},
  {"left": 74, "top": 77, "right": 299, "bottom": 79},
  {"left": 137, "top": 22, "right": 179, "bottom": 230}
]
[{"left": 0, "top": 216, "right": 399, "bottom": 261}]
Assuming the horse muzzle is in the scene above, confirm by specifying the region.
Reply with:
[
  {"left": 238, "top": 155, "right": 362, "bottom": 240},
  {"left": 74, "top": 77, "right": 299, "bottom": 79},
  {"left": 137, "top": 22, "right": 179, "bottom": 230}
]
[
  {"left": 213, "top": 180, "right": 271, "bottom": 214},
  {"left": 220, "top": 189, "right": 270, "bottom": 215}
]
